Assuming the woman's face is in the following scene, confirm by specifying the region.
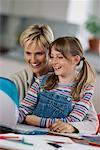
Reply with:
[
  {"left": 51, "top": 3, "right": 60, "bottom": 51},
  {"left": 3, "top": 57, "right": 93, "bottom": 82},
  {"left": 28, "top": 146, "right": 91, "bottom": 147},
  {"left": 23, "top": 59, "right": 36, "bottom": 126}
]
[{"left": 24, "top": 41, "right": 49, "bottom": 77}]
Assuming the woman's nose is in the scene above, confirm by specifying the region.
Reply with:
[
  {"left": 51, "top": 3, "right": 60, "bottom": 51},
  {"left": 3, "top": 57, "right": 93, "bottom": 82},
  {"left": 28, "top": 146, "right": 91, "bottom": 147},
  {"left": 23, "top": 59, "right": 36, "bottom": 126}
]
[{"left": 30, "top": 54, "right": 36, "bottom": 62}]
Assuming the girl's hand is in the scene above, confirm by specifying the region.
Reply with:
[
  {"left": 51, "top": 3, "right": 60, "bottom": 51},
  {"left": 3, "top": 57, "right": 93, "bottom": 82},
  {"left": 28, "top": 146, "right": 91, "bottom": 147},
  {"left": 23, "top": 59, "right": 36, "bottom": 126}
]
[
  {"left": 49, "top": 119, "right": 76, "bottom": 133},
  {"left": 25, "top": 115, "right": 40, "bottom": 126}
]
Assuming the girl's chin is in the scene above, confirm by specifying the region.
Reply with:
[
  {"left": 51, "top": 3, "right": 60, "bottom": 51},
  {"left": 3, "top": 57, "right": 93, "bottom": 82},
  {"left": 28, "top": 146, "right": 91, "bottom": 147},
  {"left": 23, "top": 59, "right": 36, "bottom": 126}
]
[{"left": 55, "top": 72, "right": 61, "bottom": 75}]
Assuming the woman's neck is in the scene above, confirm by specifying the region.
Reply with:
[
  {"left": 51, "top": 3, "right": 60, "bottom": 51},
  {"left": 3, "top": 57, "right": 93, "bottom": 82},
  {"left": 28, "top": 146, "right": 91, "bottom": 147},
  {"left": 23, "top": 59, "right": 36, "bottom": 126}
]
[{"left": 34, "top": 67, "right": 49, "bottom": 78}]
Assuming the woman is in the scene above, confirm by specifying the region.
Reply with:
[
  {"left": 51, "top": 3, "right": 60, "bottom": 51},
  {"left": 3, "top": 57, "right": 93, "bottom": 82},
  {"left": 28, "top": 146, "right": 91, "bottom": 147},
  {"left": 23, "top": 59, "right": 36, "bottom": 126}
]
[
  {"left": 11, "top": 24, "right": 54, "bottom": 100},
  {"left": 10, "top": 24, "right": 98, "bottom": 134}
]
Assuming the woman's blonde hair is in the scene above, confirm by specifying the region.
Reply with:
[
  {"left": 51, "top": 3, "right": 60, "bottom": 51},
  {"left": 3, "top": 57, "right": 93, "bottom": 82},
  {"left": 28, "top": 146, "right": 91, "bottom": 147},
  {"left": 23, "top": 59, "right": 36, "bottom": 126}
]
[
  {"left": 19, "top": 24, "right": 54, "bottom": 49},
  {"left": 44, "top": 37, "right": 96, "bottom": 99}
]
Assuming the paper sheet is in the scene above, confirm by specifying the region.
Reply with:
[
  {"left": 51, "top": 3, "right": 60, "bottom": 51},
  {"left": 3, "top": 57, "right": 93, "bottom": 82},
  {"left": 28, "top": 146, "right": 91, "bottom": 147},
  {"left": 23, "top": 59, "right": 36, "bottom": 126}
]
[
  {"left": 0, "top": 133, "right": 99, "bottom": 150},
  {"left": 0, "top": 133, "right": 73, "bottom": 150}
]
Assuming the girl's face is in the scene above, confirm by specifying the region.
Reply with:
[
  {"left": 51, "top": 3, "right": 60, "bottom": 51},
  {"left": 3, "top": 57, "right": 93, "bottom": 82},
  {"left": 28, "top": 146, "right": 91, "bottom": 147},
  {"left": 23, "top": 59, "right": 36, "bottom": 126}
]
[
  {"left": 50, "top": 47, "right": 80, "bottom": 80},
  {"left": 24, "top": 41, "right": 49, "bottom": 77}
]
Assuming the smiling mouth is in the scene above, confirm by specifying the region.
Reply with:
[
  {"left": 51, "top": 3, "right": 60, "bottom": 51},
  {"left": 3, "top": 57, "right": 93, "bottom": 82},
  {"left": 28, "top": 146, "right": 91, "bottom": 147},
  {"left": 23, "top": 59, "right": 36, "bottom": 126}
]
[
  {"left": 54, "top": 66, "right": 61, "bottom": 71},
  {"left": 31, "top": 63, "right": 41, "bottom": 68}
]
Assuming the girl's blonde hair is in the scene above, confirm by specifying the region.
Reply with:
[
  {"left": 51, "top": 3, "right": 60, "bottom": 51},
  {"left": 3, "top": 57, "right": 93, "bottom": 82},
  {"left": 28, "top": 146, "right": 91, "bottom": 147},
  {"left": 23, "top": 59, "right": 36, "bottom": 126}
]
[
  {"left": 44, "top": 37, "right": 96, "bottom": 99},
  {"left": 19, "top": 24, "right": 54, "bottom": 49}
]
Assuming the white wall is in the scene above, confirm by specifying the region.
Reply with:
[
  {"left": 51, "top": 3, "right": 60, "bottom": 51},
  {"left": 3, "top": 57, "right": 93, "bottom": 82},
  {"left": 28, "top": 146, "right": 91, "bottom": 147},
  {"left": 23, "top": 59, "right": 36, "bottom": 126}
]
[
  {"left": 66, "top": 0, "right": 91, "bottom": 25},
  {"left": 66, "top": 0, "right": 100, "bottom": 25},
  {"left": 12, "top": 0, "right": 42, "bottom": 17},
  {"left": 0, "top": 0, "right": 99, "bottom": 22},
  {"left": 0, "top": 0, "right": 68, "bottom": 21},
  {"left": 40, "top": 0, "right": 68, "bottom": 21},
  {"left": 0, "top": 0, "right": 13, "bottom": 14},
  {"left": 91, "top": 0, "right": 100, "bottom": 17}
]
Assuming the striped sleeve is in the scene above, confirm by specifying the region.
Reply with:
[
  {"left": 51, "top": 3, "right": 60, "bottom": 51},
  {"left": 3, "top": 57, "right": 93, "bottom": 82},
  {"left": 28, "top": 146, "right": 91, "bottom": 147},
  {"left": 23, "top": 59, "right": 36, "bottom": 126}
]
[
  {"left": 18, "top": 81, "right": 39, "bottom": 123},
  {"left": 66, "top": 84, "right": 94, "bottom": 122},
  {"left": 40, "top": 84, "right": 95, "bottom": 127}
]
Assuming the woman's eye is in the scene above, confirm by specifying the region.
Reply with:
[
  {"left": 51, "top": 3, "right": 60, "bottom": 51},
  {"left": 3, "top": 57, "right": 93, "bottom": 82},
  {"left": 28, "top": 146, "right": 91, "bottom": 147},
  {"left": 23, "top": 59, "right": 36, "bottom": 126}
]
[
  {"left": 26, "top": 52, "right": 31, "bottom": 55},
  {"left": 36, "top": 52, "right": 45, "bottom": 56},
  {"left": 38, "top": 53, "right": 43, "bottom": 55}
]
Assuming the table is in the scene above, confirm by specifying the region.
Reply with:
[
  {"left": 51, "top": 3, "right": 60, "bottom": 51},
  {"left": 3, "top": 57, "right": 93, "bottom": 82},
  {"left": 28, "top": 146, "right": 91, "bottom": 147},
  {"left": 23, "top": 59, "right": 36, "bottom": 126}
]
[{"left": 0, "top": 124, "right": 99, "bottom": 150}]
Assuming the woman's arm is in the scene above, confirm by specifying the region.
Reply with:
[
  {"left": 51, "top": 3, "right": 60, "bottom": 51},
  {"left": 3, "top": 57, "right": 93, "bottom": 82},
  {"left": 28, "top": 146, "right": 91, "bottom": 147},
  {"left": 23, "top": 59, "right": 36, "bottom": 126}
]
[
  {"left": 49, "top": 101, "right": 98, "bottom": 134},
  {"left": 18, "top": 80, "right": 40, "bottom": 123},
  {"left": 10, "top": 67, "right": 33, "bottom": 101}
]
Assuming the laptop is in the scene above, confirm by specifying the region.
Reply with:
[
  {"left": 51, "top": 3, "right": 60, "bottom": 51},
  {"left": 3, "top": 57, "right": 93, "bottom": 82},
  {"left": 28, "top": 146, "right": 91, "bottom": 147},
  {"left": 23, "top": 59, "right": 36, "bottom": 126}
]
[{"left": 0, "top": 77, "right": 19, "bottom": 128}]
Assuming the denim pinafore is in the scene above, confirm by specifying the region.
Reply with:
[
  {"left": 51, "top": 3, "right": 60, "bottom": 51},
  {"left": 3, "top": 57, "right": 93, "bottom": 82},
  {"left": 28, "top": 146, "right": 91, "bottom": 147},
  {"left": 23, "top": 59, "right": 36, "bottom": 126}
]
[{"left": 33, "top": 75, "right": 72, "bottom": 118}]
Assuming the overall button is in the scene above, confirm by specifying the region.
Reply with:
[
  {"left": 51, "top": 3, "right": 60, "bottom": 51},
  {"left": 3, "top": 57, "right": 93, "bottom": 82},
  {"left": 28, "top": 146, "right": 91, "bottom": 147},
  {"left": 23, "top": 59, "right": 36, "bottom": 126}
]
[
  {"left": 67, "top": 97, "right": 71, "bottom": 101},
  {"left": 51, "top": 93, "right": 54, "bottom": 96}
]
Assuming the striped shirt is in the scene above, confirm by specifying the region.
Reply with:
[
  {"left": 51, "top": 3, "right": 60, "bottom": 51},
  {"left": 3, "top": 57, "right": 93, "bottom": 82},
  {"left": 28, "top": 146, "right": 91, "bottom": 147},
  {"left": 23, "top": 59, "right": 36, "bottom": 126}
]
[{"left": 18, "top": 76, "right": 94, "bottom": 127}]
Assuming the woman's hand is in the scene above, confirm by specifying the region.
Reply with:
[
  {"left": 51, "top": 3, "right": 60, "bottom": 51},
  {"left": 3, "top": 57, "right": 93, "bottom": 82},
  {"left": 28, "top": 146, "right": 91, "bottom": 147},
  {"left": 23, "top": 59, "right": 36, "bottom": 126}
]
[
  {"left": 49, "top": 119, "right": 76, "bottom": 133},
  {"left": 25, "top": 115, "right": 40, "bottom": 127}
]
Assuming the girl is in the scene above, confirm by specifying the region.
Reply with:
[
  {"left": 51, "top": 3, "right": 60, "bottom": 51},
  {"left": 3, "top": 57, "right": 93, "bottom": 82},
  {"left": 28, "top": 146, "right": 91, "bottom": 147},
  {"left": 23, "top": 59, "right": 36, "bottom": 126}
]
[{"left": 25, "top": 37, "right": 98, "bottom": 133}]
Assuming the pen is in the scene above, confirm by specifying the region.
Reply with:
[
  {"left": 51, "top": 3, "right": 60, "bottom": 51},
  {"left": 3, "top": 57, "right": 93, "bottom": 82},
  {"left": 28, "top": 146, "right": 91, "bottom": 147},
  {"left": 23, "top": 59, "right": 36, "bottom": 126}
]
[
  {"left": 0, "top": 135, "right": 19, "bottom": 140},
  {"left": 6, "top": 137, "right": 33, "bottom": 146},
  {"left": 20, "top": 138, "right": 33, "bottom": 146},
  {"left": 47, "top": 142, "right": 62, "bottom": 149},
  {"left": 0, "top": 136, "right": 33, "bottom": 146},
  {"left": 46, "top": 139, "right": 66, "bottom": 144}
]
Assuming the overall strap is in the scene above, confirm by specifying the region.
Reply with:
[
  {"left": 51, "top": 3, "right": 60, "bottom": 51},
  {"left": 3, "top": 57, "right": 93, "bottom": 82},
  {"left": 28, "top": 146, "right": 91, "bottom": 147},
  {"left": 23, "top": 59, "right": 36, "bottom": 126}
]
[{"left": 40, "top": 73, "right": 52, "bottom": 88}]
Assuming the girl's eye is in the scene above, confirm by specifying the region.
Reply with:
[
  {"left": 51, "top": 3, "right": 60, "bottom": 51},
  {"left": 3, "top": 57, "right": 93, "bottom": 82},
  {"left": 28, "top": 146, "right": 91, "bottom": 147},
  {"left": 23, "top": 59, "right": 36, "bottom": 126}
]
[
  {"left": 50, "top": 56, "right": 63, "bottom": 59},
  {"left": 58, "top": 56, "right": 63, "bottom": 59}
]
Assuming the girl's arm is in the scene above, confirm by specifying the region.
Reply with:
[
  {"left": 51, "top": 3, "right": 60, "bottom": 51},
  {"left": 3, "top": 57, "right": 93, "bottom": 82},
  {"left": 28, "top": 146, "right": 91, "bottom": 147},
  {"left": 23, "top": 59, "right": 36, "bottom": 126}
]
[
  {"left": 25, "top": 115, "right": 41, "bottom": 126},
  {"left": 64, "top": 84, "right": 95, "bottom": 122},
  {"left": 18, "top": 81, "right": 39, "bottom": 123}
]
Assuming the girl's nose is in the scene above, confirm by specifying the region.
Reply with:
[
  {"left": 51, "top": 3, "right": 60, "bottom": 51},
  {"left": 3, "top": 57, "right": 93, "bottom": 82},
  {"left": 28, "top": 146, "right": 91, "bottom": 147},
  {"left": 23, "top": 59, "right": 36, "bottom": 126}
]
[{"left": 51, "top": 58, "right": 58, "bottom": 65}]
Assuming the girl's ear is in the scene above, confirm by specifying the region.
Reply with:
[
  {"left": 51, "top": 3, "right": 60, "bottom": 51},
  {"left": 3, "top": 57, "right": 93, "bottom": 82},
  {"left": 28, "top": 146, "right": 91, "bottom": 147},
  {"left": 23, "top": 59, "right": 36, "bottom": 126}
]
[{"left": 73, "top": 55, "right": 81, "bottom": 66}]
